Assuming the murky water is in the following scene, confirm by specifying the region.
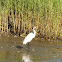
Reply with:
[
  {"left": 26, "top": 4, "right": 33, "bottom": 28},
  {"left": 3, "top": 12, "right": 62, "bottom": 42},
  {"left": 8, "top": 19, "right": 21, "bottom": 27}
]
[{"left": 0, "top": 35, "right": 62, "bottom": 62}]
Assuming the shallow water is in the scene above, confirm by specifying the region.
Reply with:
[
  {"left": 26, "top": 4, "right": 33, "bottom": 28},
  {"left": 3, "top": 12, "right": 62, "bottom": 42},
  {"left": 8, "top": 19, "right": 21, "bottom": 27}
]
[{"left": 0, "top": 35, "right": 62, "bottom": 62}]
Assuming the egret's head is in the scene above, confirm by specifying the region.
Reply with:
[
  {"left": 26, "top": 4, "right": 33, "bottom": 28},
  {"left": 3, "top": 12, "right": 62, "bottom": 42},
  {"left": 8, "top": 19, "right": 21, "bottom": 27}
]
[{"left": 33, "top": 26, "right": 36, "bottom": 29}]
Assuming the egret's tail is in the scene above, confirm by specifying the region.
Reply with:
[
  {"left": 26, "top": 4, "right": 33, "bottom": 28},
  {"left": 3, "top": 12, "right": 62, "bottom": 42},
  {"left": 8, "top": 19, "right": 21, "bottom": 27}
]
[{"left": 23, "top": 41, "right": 27, "bottom": 45}]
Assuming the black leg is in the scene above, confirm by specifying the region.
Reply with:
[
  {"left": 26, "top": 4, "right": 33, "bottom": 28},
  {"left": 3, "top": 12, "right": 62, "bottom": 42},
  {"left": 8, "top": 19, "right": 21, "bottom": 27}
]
[{"left": 28, "top": 42, "right": 30, "bottom": 49}]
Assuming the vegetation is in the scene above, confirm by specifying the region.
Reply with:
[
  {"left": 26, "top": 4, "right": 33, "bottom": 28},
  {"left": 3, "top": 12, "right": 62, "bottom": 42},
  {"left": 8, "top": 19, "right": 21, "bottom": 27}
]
[{"left": 0, "top": 0, "right": 62, "bottom": 40}]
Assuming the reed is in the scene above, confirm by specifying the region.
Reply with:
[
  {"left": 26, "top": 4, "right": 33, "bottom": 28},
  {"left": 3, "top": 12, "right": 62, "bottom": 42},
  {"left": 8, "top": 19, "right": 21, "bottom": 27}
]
[{"left": 0, "top": 0, "right": 62, "bottom": 40}]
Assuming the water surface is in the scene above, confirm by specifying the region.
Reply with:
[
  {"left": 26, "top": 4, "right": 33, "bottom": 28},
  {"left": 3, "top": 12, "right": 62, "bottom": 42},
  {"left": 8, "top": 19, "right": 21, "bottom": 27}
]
[{"left": 0, "top": 35, "right": 62, "bottom": 62}]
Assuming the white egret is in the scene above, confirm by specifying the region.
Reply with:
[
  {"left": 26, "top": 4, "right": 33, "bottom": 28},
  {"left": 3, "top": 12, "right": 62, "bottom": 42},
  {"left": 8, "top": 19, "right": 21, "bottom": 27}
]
[{"left": 23, "top": 26, "right": 36, "bottom": 48}]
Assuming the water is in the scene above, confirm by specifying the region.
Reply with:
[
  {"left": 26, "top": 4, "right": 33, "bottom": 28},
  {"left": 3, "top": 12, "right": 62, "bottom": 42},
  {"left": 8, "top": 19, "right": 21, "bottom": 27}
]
[{"left": 0, "top": 35, "right": 62, "bottom": 62}]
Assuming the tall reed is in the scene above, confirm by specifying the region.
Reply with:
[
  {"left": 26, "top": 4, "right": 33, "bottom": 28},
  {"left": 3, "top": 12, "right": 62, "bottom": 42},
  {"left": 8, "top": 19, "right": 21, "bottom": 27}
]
[{"left": 0, "top": 0, "right": 62, "bottom": 40}]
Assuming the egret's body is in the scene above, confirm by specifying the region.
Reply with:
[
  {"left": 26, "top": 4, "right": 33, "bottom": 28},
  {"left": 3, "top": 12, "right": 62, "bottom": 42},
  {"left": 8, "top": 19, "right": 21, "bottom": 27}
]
[{"left": 23, "top": 27, "right": 36, "bottom": 45}]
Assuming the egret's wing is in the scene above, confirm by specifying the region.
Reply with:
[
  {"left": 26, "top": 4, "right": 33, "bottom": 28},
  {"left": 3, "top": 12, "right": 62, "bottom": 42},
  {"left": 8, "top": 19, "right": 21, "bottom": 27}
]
[
  {"left": 23, "top": 33, "right": 34, "bottom": 44},
  {"left": 25, "top": 33, "right": 34, "bottom": 39}
]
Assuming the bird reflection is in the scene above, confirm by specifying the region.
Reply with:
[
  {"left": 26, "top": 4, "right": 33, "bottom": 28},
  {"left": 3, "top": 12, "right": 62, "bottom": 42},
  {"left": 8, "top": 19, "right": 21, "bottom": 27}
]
[{"left": 22, "top": 54, "right": 33, "bottom": 62}]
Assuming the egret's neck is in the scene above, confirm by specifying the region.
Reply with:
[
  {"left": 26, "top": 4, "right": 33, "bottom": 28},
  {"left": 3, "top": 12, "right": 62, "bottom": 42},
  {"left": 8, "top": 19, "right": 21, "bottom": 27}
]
[{"left": 33, "top": 28, "right": 36, "bottom": 36}]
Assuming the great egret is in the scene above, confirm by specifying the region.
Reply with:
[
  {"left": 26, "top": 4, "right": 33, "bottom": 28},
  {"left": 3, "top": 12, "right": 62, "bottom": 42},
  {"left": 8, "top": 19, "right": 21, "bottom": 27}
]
[{"left": 23, "top": 26, "right": 36, "bottom": 48}]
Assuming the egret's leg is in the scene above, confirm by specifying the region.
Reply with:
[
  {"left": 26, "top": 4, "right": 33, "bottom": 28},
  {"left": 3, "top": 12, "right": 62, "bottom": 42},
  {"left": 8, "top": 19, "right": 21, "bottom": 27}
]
[{"left": 28, "top": 42, "right": 30, "bottom": 49}]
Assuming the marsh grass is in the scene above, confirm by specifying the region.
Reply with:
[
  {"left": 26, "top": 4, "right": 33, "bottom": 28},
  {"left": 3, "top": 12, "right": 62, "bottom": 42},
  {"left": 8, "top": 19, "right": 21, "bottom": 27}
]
[{"left": 0, "top": 0, "right": 62, "bottom": 40}]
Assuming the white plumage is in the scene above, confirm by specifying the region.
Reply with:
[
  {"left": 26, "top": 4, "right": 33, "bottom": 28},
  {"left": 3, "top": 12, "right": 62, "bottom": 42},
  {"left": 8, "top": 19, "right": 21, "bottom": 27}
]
[{"left": 23, "top": 26, "right": 36, "bottom": 45}]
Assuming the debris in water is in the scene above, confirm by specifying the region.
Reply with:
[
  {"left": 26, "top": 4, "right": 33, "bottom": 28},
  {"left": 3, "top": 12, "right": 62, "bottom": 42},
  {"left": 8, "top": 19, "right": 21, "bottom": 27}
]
[
  {"left": 12, "top": 46, "right": 14, "bottom": 47},
  {"left": 14, "top": 42, "right": 16, "bottom": 44},
  {"left": 56, "top": 48, "right": 59, "bottom": 49},
  {"left": 17, "top": 51, "right": 20, "bottom": 53},
  {"left": 6, "top": 45, "right": 8, "bottom": 46},
  {"left": 1, "top": 46, "right": 2, "bottom": 48},
  {"left": 46, "top": 50, "right": 48, "bottom": 51},
  {"left": 53, "top": 56, "right": 57, "bottom": 57},
  {"left": 52, "top": 52, "right": 56, "bottom": 54},
  {"left": 32, "top": 48, "right": 35, "bottom": 51}
]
